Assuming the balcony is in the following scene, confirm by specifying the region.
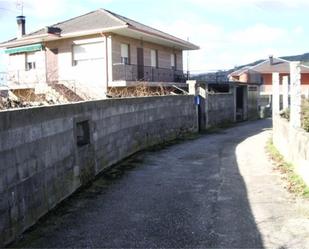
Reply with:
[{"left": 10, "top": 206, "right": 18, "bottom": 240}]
[{"left": 112, "top": 64, "right": 188, "bottom": 84}]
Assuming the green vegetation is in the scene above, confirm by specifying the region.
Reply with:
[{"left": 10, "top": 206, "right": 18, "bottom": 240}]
[
  {"left": 301, "top": 97, "right": 309, "bottom": 132},
  {"left": 266, "top": 139, "right": 309, "bottom": 198}
]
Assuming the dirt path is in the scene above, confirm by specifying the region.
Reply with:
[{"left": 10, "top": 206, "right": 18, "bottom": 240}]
[{"left": 10, "top": 119, "right": 309, "bottom": 248}]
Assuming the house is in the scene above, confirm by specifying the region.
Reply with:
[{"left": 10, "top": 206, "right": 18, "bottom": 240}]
[
  {"left": 229, "top": 56, "right": 309, "bottom": 97},
  {"left": 0, "top": 9, "right": 199, "bottom": 99}
]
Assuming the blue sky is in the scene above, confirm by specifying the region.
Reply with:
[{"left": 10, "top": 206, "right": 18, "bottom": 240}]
[{"left": 0, "top": 0, "right": 309, "bottom": 73}]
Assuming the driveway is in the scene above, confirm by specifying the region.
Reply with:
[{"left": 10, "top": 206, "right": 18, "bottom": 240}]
[{"left": 11, "top": 119, "right": 309, "bottom": 248}]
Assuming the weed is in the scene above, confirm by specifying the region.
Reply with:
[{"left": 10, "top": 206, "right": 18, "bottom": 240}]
[
  {"left": 302, "top": 97, "right": 309, "bottom": 132},
  {"left": 266, "top": 139, "right": 309, "bottom": 198}
]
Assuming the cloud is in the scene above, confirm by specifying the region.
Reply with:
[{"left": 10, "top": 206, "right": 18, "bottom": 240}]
[
  {"left": 152, "top": 16, "right": 291, "bottom": 71},
  {"left": 228, "top": 24, "right": 286, "bottom": 44},
  {"left": 0, "top": 0, "right": 112, "bottom": 20},
  {"left": 184, "top": 0, "right": 309, "bottom": 9},
  {"left": 253, "top": 0, "right": 309, "bottom": 11},
  {"left": 293, "top": 26, "right": 304, "bottom": 35},
  {"left": 0, "top": 0, "right": 307, "bottom": 73}
]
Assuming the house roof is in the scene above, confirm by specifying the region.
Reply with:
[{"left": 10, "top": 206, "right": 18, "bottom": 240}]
[
  {"left": 250, "top": 57, "right": 309, "bottom": 73},
  {"left": 0, "top": 9, "right": 199, "bottom": 50},
  {"left": 229, "top": 66, "right": 251, "bottom": 77},
  {"left": 229, "top": 56, "right": 309, "bottom": 78}
]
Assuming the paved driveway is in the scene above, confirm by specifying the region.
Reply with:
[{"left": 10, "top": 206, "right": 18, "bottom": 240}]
[{"left": 11, "top": 119, "right": 309, "bottom": 248}]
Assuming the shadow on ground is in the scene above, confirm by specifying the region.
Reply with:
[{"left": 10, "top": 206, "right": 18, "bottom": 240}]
[{"left": 9, "top": 119, "right": 272, "bottom": 248}]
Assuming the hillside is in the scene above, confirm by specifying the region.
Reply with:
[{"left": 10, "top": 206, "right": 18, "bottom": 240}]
[{"left": 192, "top": 52, "right": 309, "bottom": 82}]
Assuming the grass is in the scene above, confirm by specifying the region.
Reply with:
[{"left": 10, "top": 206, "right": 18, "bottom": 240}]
[{"left": 266, "top": 139, "right": 309, "bottom": 198}]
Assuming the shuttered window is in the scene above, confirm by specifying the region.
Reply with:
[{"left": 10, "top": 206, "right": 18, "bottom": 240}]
[
  {"left": 121, "top": 44, "right": 130, "bottom": 64},
  {"left": 151, "top": 49, "right": 158, "bottom": 68},
  {"left": 171, "top": 53, "right": 176, "bottom": 69},
  {"left": 73, "top": 42, "right": 104, "bottom": 65},
  {"left": 25, "top": 52, "right": 36, "bottom": 71}
]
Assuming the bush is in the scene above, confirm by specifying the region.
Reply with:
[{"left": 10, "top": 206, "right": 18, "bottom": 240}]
[
  {"left": 280, "top": 107, "right": 290, "bottom": 121},
  {"left": 301, "top": 97, "right": 309, "bottom": 132}
]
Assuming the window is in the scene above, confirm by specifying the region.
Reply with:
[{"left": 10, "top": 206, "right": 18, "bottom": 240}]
[
  {"left": 171, "top": 53, "right": 177, "bottom": 70},
  {"left": 151, "top": 49, "right": 158, "bottom": 68},
  {"left": 25, "top": 52, "right": 36, "bottom": 71},
  {"left": 121, "top": 43, "right": 130, "bottom": 64},
  {"left": 72, "top": 42, "right": 104, "bottom": 66}
]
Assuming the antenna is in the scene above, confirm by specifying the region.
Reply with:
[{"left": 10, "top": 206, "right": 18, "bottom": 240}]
[{"left": 16, "top": 0, "right": 24, "bottom": 15}]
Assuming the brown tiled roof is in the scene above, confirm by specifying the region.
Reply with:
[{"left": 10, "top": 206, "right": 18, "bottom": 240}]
[
  {"left": 104, "top": 9, "right": 197, "bottom": 48},
  {"left": 2, "top": 9, "right": 198, "bottom": 49}
]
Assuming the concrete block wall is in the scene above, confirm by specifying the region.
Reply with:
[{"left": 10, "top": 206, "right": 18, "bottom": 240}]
[
  {"left": 273, "top": 116, "right": 309, "bottom": 186},
  {"left": 206, "top": 93, "right": 235, "bottom": 128},
  {"left": 0, "top": 95, "right": 197, "bottom": 246}
]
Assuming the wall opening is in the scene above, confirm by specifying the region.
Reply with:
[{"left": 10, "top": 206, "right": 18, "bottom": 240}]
[
  {"left": 236, "top": 86, "right": 244, "bottom": 121},
  {"left": 76, "top": 120, "right": 90, "bottom": 147}
]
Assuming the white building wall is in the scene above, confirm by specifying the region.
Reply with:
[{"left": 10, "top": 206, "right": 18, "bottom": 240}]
[{"left": 7, "top": 50, "right": 46, "bottom": 87}]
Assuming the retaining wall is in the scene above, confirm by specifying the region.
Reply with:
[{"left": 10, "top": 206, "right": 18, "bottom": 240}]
[
  {"left": 0, "top": 95, "right": 197, "bottom": 246},
  {"left": 273, "top": 116, "right": 309, "bottom": 186}
]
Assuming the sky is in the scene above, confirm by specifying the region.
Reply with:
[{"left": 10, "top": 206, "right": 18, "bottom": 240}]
[{"left": 0, "top": 0, "right": 309, "bottom": 73}]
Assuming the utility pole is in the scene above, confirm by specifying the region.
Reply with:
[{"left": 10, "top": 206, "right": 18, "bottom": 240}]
[{"left": 186, "top": 37, "right": 190, "bottom": 80}]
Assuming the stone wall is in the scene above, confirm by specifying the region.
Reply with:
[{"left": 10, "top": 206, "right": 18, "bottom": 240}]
[
  {"left": 273, "top": 116, "right": 309, "bottom": 186},
  {"left": 0, "top": 95, "right": 197, "bottom": 246}
]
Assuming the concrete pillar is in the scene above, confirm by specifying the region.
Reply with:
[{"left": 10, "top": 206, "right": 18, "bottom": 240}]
[
  {"left": 233, "top": 85, "right": 237, "bottom": 122},
  {"left": 107, "top": 35, "right": 113, "bottom": 84},
  {"left": 272, "top": 72, "right": 280, "bottom": 117},
  {"left": 243, "top": 86, "right": 248, "bottom": 120},
  {"left": 290, "top": 62, "right": 302, "bottom": 128},
  {"left": 187, "top": 80, "right": 197, "bottom": 95},
  {"left": 186, "top": 80, "right": 200, "bottom": 131},
  {"left": 282, "top": 76, "right": 289, "bottom": 110}
]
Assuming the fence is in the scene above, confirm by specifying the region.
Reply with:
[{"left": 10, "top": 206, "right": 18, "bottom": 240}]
[{"left": 113, "top": 64, "right": 188, "bottom": 83}]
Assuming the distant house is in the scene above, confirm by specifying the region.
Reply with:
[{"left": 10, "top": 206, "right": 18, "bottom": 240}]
[
  {"left": 229, "top": 56, "right": 309, "bottom": 96},
  {"left": 0, "top": 9, "right": 199, "bottom": 99}
]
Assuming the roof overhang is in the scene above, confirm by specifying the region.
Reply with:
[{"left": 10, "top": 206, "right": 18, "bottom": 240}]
[
  {"left": 0, "top": 25, "right": 128, "bottom": 48},
  {"left": 121, "top": 26, "right": 199, "bottom": 50},
  {"left": 251, "top": 57, "right": 309, "bottom": 73},
  {"left": 0, "top": 34, "right": 57, "bottom": 48},
  {"left": 0, "top": 25, "right": 199, "bottom": 51}
]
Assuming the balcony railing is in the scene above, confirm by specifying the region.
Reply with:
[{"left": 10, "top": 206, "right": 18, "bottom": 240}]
[{"left": 113, "top": 64, "right": 188, "bottom": 83}]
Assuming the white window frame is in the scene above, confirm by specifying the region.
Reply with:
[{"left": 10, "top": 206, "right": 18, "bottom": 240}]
[
  {"left": 121, "top": 43, "right": 130, "bottom": 65},
  {"left": 25, "top": 52, "right": 36, "bottom": 71},
  {"left": 151, "top": 49, "right": 158, "bottom": 68}
]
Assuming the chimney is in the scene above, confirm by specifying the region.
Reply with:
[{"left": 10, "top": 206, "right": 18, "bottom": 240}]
[
  {"left": 16, "top": 15, "right": 26, "bottom": 38},
  {"left": 269, "top": 55, "right": 274, "bottom": 65}
]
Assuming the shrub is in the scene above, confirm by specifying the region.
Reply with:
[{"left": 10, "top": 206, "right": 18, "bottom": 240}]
[
  {"left": 280, "top": 107, "right": 290, "bottom": 121},
  {"left": 301, "top": 97, "right": 309, "bottom": 132}
]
